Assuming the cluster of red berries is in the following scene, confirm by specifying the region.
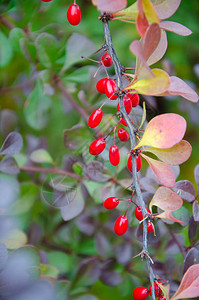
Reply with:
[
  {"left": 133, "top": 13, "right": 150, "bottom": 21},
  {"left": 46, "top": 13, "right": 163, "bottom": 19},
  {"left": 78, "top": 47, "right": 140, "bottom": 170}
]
[
  {"left": 88, "top": 52, "right": 140, "bottom": 168},
  {"left": 133, "top": 282, "right": 166, "bottom": 300},
  {"left": 103, "top": 196, "right": 154, "bottom": 236},
  {"left": 41, "top": 0, "right": 81, "bottom": 26}
]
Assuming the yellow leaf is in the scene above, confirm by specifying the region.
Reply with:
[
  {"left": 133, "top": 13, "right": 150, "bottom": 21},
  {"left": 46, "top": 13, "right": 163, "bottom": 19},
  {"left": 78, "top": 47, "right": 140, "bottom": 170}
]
[
  {"left": 143, "top": 0, "right": 160, "bottom": 23},
  {"left": 125, "top": 69, "right": 170, "bottom": 95},
  {"left": 114, "top": 2, "right": 138, "bottom": 20}
]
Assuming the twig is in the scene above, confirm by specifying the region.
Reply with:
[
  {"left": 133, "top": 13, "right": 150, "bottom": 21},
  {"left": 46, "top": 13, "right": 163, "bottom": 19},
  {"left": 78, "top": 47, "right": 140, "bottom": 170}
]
[
  {"left": 0, "top": 15, "right": 15, "bottom": 29},
  {"left": 101, "top": 14, "right": 156, "bottom": 300}
]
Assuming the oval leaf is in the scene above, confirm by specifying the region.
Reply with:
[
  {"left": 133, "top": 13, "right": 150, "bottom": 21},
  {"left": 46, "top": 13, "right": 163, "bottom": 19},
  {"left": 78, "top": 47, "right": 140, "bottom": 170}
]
[
  {"left": 0, "top": 229, "right": 27, "bottom": 249},
  {"left": 149, "top": 186, "right": 182, "bottom": 212},
  {"left": 134, "top": 113, "right": 186, "bottom": 149},
  {"left": 126, "top": 69, "right": 170, "bottom": 95},
  {"left": 171, "top": 264, "right": 199, "bottom": 300},
  {"left": 142, "top": 0, "right": 160, "bottom": 23},
  {"left": 151, "top": 0, "right": 181, "bottom": 19},
  {"left": 0, "top": 156, "right": 19, "bottom": 175},
  {"left": 156, "top": 210, "right": 184, "bottom": 223},
  {"left": 147, "top": 30, "right": 167, "bottom": 66},
  {"left": 143, "top": 140, "right": 192, "bottom": 165},
  {"left": 160, "top": 21, "right": 192, "bottom": 36},
  {"left": 30, "top": 149, "right": 53, "bottom": 164},
  {"left": 143, "top": 23, "right": 161, "bottom": 61},
  {"left": 114, "top": 2, "right": 138, "bottom": 20},
  {"left": 173, "top": 180, "right": 196, "bottom": 203},
  {"left": 94, "top": 0, "right": 127, "bottom": 12},
  {"left": 141, "top": 154, "right": 176, "bottom": 188},
  {"left": 0, "top": 132, "right": 23, "bottom": 155}
]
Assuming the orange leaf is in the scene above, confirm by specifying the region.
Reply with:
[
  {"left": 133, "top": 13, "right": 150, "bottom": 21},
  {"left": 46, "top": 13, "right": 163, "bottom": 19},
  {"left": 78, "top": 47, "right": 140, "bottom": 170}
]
[
  {"left": 143, "top": 140, "right": 192, "bottom": 165},
  {"left": 141, "top": 154, "right": 176, "bottom": 188},
  {"left": 170, "top": 264, "right": 199, "bottom": 300},
  {"left": 149, "top": 186, "right": 182, "bottom": 211},
  {"left": 134, "top": 113, "right": 186, "bottom": 149}
]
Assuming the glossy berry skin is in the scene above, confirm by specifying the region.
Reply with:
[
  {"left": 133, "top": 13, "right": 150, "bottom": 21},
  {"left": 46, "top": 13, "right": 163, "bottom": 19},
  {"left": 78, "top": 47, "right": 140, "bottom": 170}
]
[
  {"left": 96, "top": 78, "right": 108, "bottom": 94},
  {"left": 42, "top": 0, "right": 52, "bottom": 2},
  {"left": 101, "top": 53, "right": 113, "bottom": 67},
  {"left": 114, "top": 215, "right": 128, "bottom": 236},
  {"left": 117, "top": 96, "right": 132, "bottom": 115},
  {"left": 133, "top": 286, "right": 149, "bottom": 300},
  {"left": 88, "top": 109, "right": 103, "bottom": 128},
  {"left": 67, "top": 4, "right": 81, "bottom": 26},
  {"left": 105, "top": 79, "right": 118, "bottom": 100},
  {"left": 149, "top": 282, "right": 162, "bottom": 297},
  {"left": 89, "top": 138, "right": 106, "bottom": 155},
  {"left": 104, "top": 197, "right": 119, "bottom": 209},
  {"left": 135, "top": 206, "right": 151, "bottom": 221},
  {"left": 119, "top": 117, "right": 127, "bottom": 127},
  {"left": 128, "top": 93, "right": 140, "bottom": 107},
  {"left": 118, "top": 128, "right": 129, "bottom": 142},
  {"left": 109, "top": 145, "right": 120, "bottom": 166},
  {"left": 127, "top": 155, "right": 142, "bottom": 172},
  {"left": 158, "top": 296, "right": 166, "bottom": 300},
  {"left": 147, "top": 222, "right": 155, "bottom": 233}
]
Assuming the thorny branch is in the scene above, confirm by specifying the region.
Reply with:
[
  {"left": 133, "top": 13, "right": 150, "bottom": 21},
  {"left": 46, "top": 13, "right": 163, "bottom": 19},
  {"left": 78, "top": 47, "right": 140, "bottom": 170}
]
[{"left": 100, "top": 13, "right": 156, "bottom": 300}]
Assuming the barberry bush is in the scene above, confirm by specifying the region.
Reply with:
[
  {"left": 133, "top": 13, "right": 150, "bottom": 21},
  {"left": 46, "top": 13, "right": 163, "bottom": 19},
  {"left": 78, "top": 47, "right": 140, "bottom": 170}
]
[{"left": 0, "top": 0, "right": 199, "bottom": 300}]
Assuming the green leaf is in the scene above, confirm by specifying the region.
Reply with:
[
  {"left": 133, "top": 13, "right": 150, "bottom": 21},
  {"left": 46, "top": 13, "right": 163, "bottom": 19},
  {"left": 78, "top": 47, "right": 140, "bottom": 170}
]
[
  {"left": 172, "top": 206, "right": 190, "bottom": 226},
  {"left": 15, "top": 0, "right": 41, "bottom": 25},
  {"left": 0, "top": 30, "right": 13, "bottom": 67},
  {"left": 40, "top": 264, "right": 59, "bottom": 279},
  {"left": 0, "top": 229, "right": 27, "bottom": 249},
  {"left": 73, "top": 163, "right": 83, "bottom": 177},
  {"left": 9, "top": 28, "right": 26, "bottom": 53},
  {"left": 66, "top": 66, "right": 91, "bottom": 83},
  {"left": 20, "top": 37, "right": 37, "bottom": 62},
  {"left": 48, "top": 251, "right": 73, "bottom": 273},
  {"left": 55, "top": 280, "right": 70, "bottom": 300},
  {"left": 24, "top": 80, "right": 52, "bottom": 130},
  {"left": 30, "top": 149, "right": 53, "bottom": 164},
  {"left": 35, "top": 33, "right": 59, "bottom": 68},
  {"left": 114, "top": 3, "right": 138, "bottom": 20}
]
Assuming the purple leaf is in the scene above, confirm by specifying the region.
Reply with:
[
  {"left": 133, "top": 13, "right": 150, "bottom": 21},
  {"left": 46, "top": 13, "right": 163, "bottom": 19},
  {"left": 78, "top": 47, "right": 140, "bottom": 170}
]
[
  {"left": 92, "top": 0, "right": 127, "bottom": 12},
  {"left": 183, "top": 247, "right": 199, "bottom": 274},
  {"left": 100, "top": 259, "right": 121, "bottom": 286},
  {"left": 116, "top": 243, "right": 132, "bottom": 265},
  {"left": 0, "top": 132, "right": 23, "bottom": 155},
  {"left": 188, "top": 216, "right": 197, "bottom": 244},
  {"left": 151, "top": 0, "right": 181, "bottom": 20},
  {"left": 173, "top": 180, "right": 196, "bottom": 203},
  {"left": 86, "top": 161, "right": 110, "bottom": 182},
  {"left": 0, "top": 243, "right": 8, "bottom": 272},
  {"left": 95, "top": 232, "right": 111, "bottom": 257},
  {"left": 194, "top": 164, "right": 199, "bottom": 192},
  {"left": 143, "top": 23, "right": 161, "bottom": 61},
  {"left": 160, "top": 21, "right": 192, "bottom": 36},
  {"left": 193, "top": 201, "right": 199, "bottom": 222},
  {"left": 140, "top": 177, "right": 158, "bottom": 194},
  {"left": 166, "top": 76, "right": 199, "bottom": 103},
  {"left": 0, "top": 110, "right": 18, "bottom": 138},
  {"left": 76, "top": 214, "right": 96, "bottom": 236},
  {"left": 0, "top": 156, "right": 19, "bottom": 175},
  {"left": 147, "top": 30, "right": 167, "bottom": 66}
]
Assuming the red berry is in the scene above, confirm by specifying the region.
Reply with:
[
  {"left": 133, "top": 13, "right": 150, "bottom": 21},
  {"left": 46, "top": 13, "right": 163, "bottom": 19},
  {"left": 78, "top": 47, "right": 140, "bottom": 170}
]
[
  {"left": 101, "top": 53, "right": 113, "bottom": 67},
  {"left": 147, "top": 222, "right": 154, "bottom": 233},
  {"left": 67, "top": 4, "right": 81, "bottom": 26},
  {"left": 88, "top": 109, "right": 103, "bottom": 128},
  {"left": 42, "top": 0, "right": 52, "bottom": 2},
  {"left": 118, "top": 128, "right": 129, "bottom": 142},
  {"left": 104, "top": 197, "right": 119, "bottom": 209},
  {"left": 128, "top": 93, "right": 140, "bottom": 107},
  {"left": 133, "top": 286, "right": 149, "bottom": 300},
  {"left": 127, "top": 155, "right": 142, "bottom": 172},
  {"left": 109, "top": 145, "right": 120, "bottom": 166},
  {"left": 119, "top": 117, "right": 127, "bottom": 126},
  {"left": 117, "top": 96, "right": 132, "bottom": 115},
  {"left": 158, "top": 296, "right": 166, "bottom": 300},
  {"left": 149, "top": 281, "right": 162, "bottom": 297},
  {"left": 134, "top": 206, "right": 151, "bottom": 221},
  {"left": 96, "top": 78, "right": 108, "bottom": 94},
  {"left": 89, "top": 138, "right": 106, "bottom": 155},
  {"left": 105, "top": 79, "right": 118, "bottom": 100},
  {"left": 114, "top": 215, "right": 128, "bottom": 236}
]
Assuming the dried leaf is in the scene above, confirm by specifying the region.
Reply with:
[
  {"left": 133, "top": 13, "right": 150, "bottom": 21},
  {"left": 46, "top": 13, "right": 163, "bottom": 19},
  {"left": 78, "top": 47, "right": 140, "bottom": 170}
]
[
  {"left": 94, "top": 0, "right": 127, "bottom": 12},
  {"left": 149, "top": 186, "right": 182, "bottom": 212},
  {"left": 141, "top": 154, "right": 176, "bottom": 188},
  {"left": 143, "top": 140, "right": 192, "bottom": 166},
  {"left": 160, "top": 21, "right": 192, "bottom": 36},
  {"left": 134, "top": 113, "right": 186, "bottom": 149},
  {"left": 151, "top": 0, "right": 181, "bottom": 19},
  {"left": 170, "top": 264, "right": 199, "bottom": 300},
  {"left": 0, "top": 132, "right": 23, "bottom": 155},
  {"left": 125, "top": 68, "right": 170, "bottom": 95},
  {"left": 166, "top": 76, "right": 199, "bottom": 103}
]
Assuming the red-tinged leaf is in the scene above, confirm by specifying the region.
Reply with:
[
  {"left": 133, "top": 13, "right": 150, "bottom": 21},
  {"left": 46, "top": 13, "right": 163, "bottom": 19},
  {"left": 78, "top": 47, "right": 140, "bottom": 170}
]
[
  {"left": 149, "top": 186, "right": 183, "bottom": 212},
  {"left": 160, "top": 21, "right": 192, "bottom": 36},
  {"left": 143, "top": 23, "right": 161, "bottom": 61},
  {"left": 166, "top": 76, "right": 199, "bottom": 103},
  {"left": 142, "top": 0, "right": 160, "bottom": 23},
  {"left": 143, "top": 140, "right": 192, "bottom": 166},
  {"left": 151, "top": 0, "right": 181, "bottom": 20},
  {"left": 134, "top": 113, "right": 186, "bottom": 150},
  {"left": 125, "top": 68, "right": 170, "bottom": 95},
  {"left": 94, "top": 0, "right": 127, "bottom": 12},
  {"left": 129, "top": 40, "right": 154, "bottom": 79},
  {"left": 141, "top": 154, "right": 176, "bottom": 188},
  {"left": 147, "top": 30, "right": 167, "bottom": 66},
  {"left": 136, "top": 12, "right": 149, "bottom": 37},
  {"left": 170, "top": 264, "right": 199, "bottom": 300},
  {"left": 156, "top": 210, "right": 184, "bottom": 223}
]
